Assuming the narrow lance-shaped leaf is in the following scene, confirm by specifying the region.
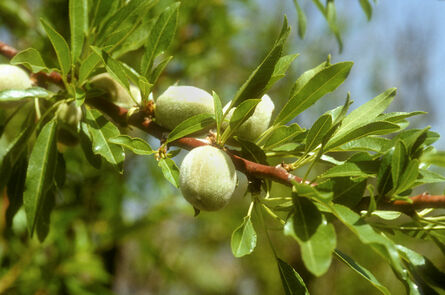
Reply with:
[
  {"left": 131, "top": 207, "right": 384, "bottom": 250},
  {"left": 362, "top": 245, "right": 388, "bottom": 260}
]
[
  {"left": 305, "top": 113, "right": 332, "bottom": 153},
  {"left": 334, "top": 249, "right": 391, "bottom": 295},
  {"left": 394, "top": 159, "right": 419, "bottom": 195},
  {"left": 69, "top": 0, "right": 88, "bottom": 62},
  {"left": 91, "top": 46, "right": 130, "bottom": 92},
  {"left": 285, "top": 195, "right": 336, "bottom": 276},
  {"left": 228, "top": 16, "right": 290, "bottom": 109},
  {"left": 213, "top": 91, "right": 223, "bottom": 136},
  {"left": 326, "top": 0, "right": 343, "bottom": 52},
  {"left": 10, "top": 48, "right": 49, "bottom": 73},
  {"left": 0, "top": 87, "right": 53, "bottom": 102},
  {"left": 265, "top": 53, "right": 300, "bottom": 91},
  {"left": 141, "top": 2, "right": 179, "bottom": 76},
  {"left": 5, "top": 156, "right": 27, "bottom": 229},
  {"left": 78, "top": 51, "right": 102, "bottom": 85},
  {"left": 23, "top": 120, "right": 57, "bottom": 236},
  {"left": 274, "top": 62, "right": 353, "bottom": 126},
  {"left": 262, "top": 123, "right": 304, "bottom": 150},
  {"left": 221, "top": 99, "right": 261, "bottom": 143},
  {"left": 277, "top": 258, "right": 309, "bottom": 295},
  {"left": 293, "top": 0, "right": 307, "bottom": 38},
  {"left": 231, "top": 216, "right": 257, "bottom": 257},
  {"left": 359, "top": 0, "right": 373, "bottom": 21},
  {"left": 167, "top": 113, "right": 215, "bottom": 144},
  {"left": 84, "top": 108, "right": 125, "bottom": 172},
  {"left": 41, "top": 18, "right": 72, "bottom": 76},
  {"left": 391, "top": 140, "right": 407, "bottom": 189},
  {"left": 108, "top": 135, "right": 154, "bottom": 155},
  {"left": 158, "top": 157, "right": 180, "bottom": 188}
]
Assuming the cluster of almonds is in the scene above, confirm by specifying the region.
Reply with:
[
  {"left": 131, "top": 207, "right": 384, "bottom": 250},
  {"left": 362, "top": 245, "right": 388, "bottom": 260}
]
[
  {"left": 155, "top": 85, "right": 274, "bottom": 212},
  {"left": 0, "top": 64, "right": 274, "bottom": 212}
]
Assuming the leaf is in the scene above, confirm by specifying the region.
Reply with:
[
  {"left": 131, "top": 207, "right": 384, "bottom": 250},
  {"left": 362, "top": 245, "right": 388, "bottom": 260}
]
[
  {"left": 415, "top": 169, "right": 445, "bottom": 185},
  {"left": 293, "top": 0, "right": 307, "bottom": 39},
  {"left": 212, "top": 91, "right": 223, "bottom": 136},
  {"left": 10, "top": 48, "right": 49, "bottom": 73},
  {"left": 265, "top": 53, "right": 300, "bottom": 91},
  {"left": 305, "top": 114, "right": 332, "bottom": 152},
  {"left": 41, "top": 18, "right": 72, "bottom": 76},
  {"left": 69, "top": 0, "right": 88, "bottom": 62},
  {"left": 394, "top": 159, "right": 419, "bottom": 194},
  {"left": 377, "top": 111, "right": 425, "bottom": 123},
  {"left": 150, "top": 55, "right": 173, "bottom": 84},
  {"left": 318, "top": 177, "right": 367, "bottom": 208},
  {"left": 0, "top": 87, "right": 53, "bottom": 102},
  {"left": 231, "top": 216, "right": 257, "bottom": 257},
  {"left": 274, "top": 62, "right": 353, "bottom": 126},
  {"left": 158, "top": 157, "right": 180, "bottom": 188},
  {"left": 277, "top": 258, "right": 309, "bottom": 295},
  {"left": 36, "top": 189, "right": 55, "bottom": 242},
  {"left": 326, "top": 0, "right": 343, "bottom": 52},
  {"left": 229, "top": 16, "right": 290, "bottom": 109},
  {"left": 78, "top": 51, "right": 102, "bottom": 85},
  {"left": 337, "top": 136, "right": 392, "bottom": 153},
  {"left": 320, "top": 160, "right": 379, "bottom": 179},
  {"left": 79, "top": 124, "right": 102, "bottom": 169},
  {"left": 329, "top": 88, "right": 397, "bottom": 144},
  {"left": 91, "top": 46, "right": 130, "bottom": 92},
  {"left": 391, "top": 140, "right": 407, "bottom": 189},
  {"left": 113, "top": 18, "right": 155, "bottom": 58},
  {"left": 221, "top": 99, "right": 261, "bottom": 143},
  {"left": 108, "top": 135, "right": 154, "bottom": 155},
  {"left": 359, "top": 0, "right": 373, "bottom": 21},
  {"left": 334, "top": 249, "right": 390, "bottom": 295},
  {"left": 236, "top": 138, "right": 268, "bottom": 165},
  {"left": 84, "top": 108, "right": 124, "bottom": 172},
  {"left": 370, "top": 211, "right": 402, "bottom": 220},
  {"left": 263, "top": 124, "right": 304, "bottom": 150},
  {"left": 23, "top": 120, "right": 57, "bottom": 236},
  {"left": 285, "top": 198, "right": 336, "bottom": 277},
  {"left": 5, "top": 156, "right": 27, "bottom": 229},
  {"left": 326, "top": 121, "right": 400, "bottom": 151},
  {"left": 141, "top": 2, "right": 180, "bottom": 76},
  {"left": 167, "top": 113, "right": 215, "bottom": 143}
]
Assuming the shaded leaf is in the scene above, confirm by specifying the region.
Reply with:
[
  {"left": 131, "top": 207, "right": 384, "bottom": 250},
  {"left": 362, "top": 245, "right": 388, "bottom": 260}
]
[
  {"left": 167, "top": 113, "right": 215, "bottom": 143},
  {"left": 265, "top": 53, "right": 300, "bottom": 91},
  {"left": 158, "top": 157, "right": 180, "bottom": 187},
  {"left": 84, "top": 108, "right": 124, "bottom": 172},
  {"left": 391, "top": 140, "right": 407, "bottom": 189},
  {"left": 359, "top": 0, "right": 373, "bottom": 21},
  {"left": 292, "top": 0, "right": 307, "bottom": 39},
  {"left": 231, "top": 216, "right": 257, "bottom": 257},
  {"left": 394, "top": 159, "right": 419, "bottom": 194},
  {"left": 41, "top": 18, "right": 72, "bottom": 76},
  {"left": 108, "top": 135, "right": 154, "bottom": 155},
  {"left": 277, "top": 258, "right": 309, "bottom": 295},
  {"left": 213, "top": 91, "right": 223, "bottom": 136},
  {"left": 78, "top": 51, "right": 102, "bottom": 84},
  {"left": 5, "top": 156, "right": 27, "bottom": 229},
  {"left": 221, "top": 99, "right": 261, "bottom": 143},
  {"left": 23, "top": 120, "right": 57, "bottom": 236},
  {"left": 69, "top": 0, "right": 88, "bottom": 62},
  {"left": 305, "top": 114, "right": 332, "bottom": 152},
  {"left": 10, "top": 48, "right": 49, "bottom": 73},
  {"left": 263, "top": 124, "right": 304, "bottom": 150}
]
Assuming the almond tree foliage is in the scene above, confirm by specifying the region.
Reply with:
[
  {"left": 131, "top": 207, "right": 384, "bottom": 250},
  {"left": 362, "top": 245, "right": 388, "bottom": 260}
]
[{"left": 1, "top": 1, "right": 445, "bottom": 294}]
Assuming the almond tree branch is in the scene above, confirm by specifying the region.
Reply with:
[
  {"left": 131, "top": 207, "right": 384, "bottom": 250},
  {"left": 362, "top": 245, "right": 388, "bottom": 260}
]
[{"left": 2, "top": 41, "right": 445, "bottom": 212}]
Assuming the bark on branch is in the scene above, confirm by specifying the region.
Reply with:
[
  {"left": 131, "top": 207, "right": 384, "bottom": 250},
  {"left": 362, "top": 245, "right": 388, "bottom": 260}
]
[{"left": 2, "top": 41, "right": 445, "bottom": 212}]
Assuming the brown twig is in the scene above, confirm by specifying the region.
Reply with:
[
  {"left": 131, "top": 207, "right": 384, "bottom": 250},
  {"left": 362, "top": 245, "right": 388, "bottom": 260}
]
[{"left": 2, "top": 41, "right": 445, "bottom": 211}]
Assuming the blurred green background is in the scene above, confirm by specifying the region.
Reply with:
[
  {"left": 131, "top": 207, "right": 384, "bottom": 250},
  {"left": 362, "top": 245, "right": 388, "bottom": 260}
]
[{"left": 1, "top": 0, "right": 444, "bottom": 294}]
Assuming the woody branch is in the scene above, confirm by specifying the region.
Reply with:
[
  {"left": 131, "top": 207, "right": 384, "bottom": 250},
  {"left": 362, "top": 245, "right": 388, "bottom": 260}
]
[{"left": 2, "top": 41, "right": 445, "bottom": 212}]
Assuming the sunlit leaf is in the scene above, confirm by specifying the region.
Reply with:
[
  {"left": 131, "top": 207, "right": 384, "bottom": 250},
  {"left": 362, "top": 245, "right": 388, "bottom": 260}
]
[
  {"left": 158, "top": 157, "right": 180, "bottom": 188},
  {"left": 10, "top": 48, "right": 49, "bottom": 73},
  {"left": 108, "top": 135, "right": 154, "bottom": 155},
  {"left": 69, "top": 0, "right": 88, "bottom": 62},
  {"left": 167, "top": 113, "right": 215, "bottom": 143},
  {"left": 41, "top": 18, "right": 72, "bottom": 76},
  {"left": 231, "top": 216, "right": 257, "bottom": 257}
]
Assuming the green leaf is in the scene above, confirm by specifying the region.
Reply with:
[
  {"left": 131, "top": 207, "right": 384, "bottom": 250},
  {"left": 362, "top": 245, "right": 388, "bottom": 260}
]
[
  {"left": 326, "top": 0, "right": 343, "bottom": 52},
  {"left": 391, "top": 141, "right": 407, "bottom": 189},
  {"left": 141, "top": 2, "right": 180, "bottom": 76},
  {"left": 150, "top": 55, "right": 173, "bottom": 84},
  {"left": 263, "top": 124, "right": 304, "bottom": 150},
  {"left": 167, "top": 113, "right": 215, "bottom": 143},
  {"left": 305, "top": 114, "right": 332, "bottom": 153},
  {"left": 10, "top": 48, "right": 49, "bottom": 73},
  {"left": 212, "top": 91, "right": 223, "bottom": 136},
  {"left": 265, "top": 53, "right": 300, "bottom": 91},
  {"left": 337, "top": 136, "right": 392, "bottom": 153},
  {"left": 91, "top": 46, "right": 130, "bottom": 92},
  {"left": 328, "top": 88, "right": 397, "bottom": 144},
  {"left": 369, "top": 211, "right": 401, "bottom": 220},
  {"left": 79, "top": 123, "right": 102, "bottom": 169},
  {"left": 231, "top": 216, "right": 257, "bottom": 257},
  {"left": 394, "top": 159, "right": 419, "bottom": 194},
  {"left": 274, "top": 62, "right": 353, "bottom": 126},
  {"left": 78, "top": 51, "right": 102, "bottom": 85},
  {"left": 69, "top": 0, "right": 88, "bottom": 62},
  {"left": 277, "top": 258, "right": 309, "bottom": 295},
  {"left": 113, "top": 18, "right": 155, "bottom": 58},
  {"left": 108, "top": 135, "right": 154, "bottom": 155},
  {"left": 84, "top": 108, "right": 124, "bottom": 172},
  {"left": 23, "top": 120, "right": 57, "bottom": 237},
  {"left": 221, "top": 99, "right": 261, "bottom": 143},
  {"left": 415, "top": 169, "right": 445, "bottom": 185},
  {"left": 326, "top": 121, "right": 400, "bottom": 151},
  {"left": 5, "top": 156, "right": 27, "bottom": 230},
  {"left": 158, "top": 157, "right": 180, "bottom": 188},
  {"left": 318, "top": 177, "right": 367, "bottom": 208},
  {"left": 0, "top": 87, "right": 53, "bottom": 102},
  {"left": 377, "top": 111, "right": 425, "bottom": 123},
  {"left": 41, "top": 18, "right": 72, "bottom": 76},
  {"left": 35, "top": 189, "right": 55, "bottom": 242},
  {"left": 229, "top": 16, "right": 290, "bottom": 109},
  {"left": 236, "top": 138, "right": 268, "bottom": 165},
  {"left": 320, "top": 160, "right": 379, "bottom": 179},
  {"left": 285, "top": 197, "right": 336, "bottom": 276},
  {"left": 293, "top": 0, "right": 307, "bottom": 39},
  {"left": 359, "top": 0, "right": 373, "bottom": 21},
  {"left": 290, "top": 58, "right": 329, "bottom": 96},
  {"left": 293, "top": 182, "right": 333, "bottom": 202},
  {"left": 334, "top": 249, "right": 390, "bottom": 295}
]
